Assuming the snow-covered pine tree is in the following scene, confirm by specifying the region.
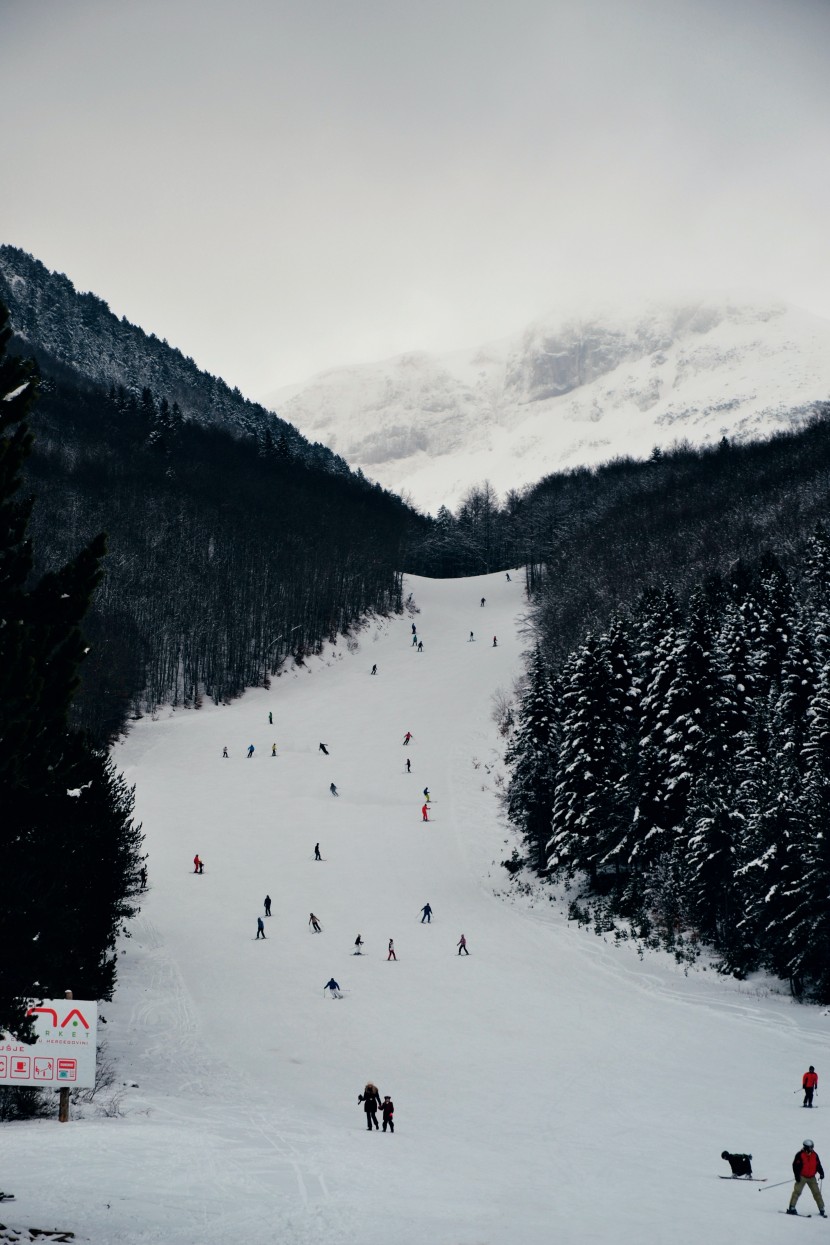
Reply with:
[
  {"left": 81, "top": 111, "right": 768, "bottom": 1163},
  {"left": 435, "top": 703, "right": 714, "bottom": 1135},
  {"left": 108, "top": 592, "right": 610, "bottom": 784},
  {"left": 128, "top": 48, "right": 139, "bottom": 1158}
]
[
  {"left": 683, "top": 774, "right": 744, "bottom": 954},
  {"left": 505, "top": 645, "right": 559, "bottom": 872},
  {"left": 547, "top": 632, "right": 632, "bottom": 880},
  {"left": 783, "top": 662, "right": 830, "bottom": 999},
  {"left": 772, "top": 612, "right": 817, "bottom": 773}
]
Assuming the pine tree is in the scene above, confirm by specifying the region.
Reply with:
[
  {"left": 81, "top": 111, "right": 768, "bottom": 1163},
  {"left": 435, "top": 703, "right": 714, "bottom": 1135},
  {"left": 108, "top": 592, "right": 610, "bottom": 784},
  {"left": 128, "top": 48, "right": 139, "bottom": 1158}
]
[
  {"left": 0, "top": 301, "right": 143, "bottom": 1037},
  {"left": 547, "top": 632, "right": 631, "bottom": 879},
  {"left": 505, "top": 646, "right": 559, "bottom": 872}
]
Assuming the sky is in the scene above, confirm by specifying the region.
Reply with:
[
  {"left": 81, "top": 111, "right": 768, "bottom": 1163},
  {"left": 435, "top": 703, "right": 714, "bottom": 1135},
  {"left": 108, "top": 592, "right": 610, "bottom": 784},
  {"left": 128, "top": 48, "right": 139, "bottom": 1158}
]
[{"left": 2, "top": 0, "right": 829, "bottom": 399}]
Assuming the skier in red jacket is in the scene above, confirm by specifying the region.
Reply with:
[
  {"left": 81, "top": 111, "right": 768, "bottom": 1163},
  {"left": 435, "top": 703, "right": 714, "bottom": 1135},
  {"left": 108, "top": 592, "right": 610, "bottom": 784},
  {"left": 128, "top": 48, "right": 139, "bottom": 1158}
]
[
  {"left": 787, "top": 1140, "right": 827, "bottom": 1216},
  {"left": 803, "top": 1066, "right": 818, "bottom": 1107}
]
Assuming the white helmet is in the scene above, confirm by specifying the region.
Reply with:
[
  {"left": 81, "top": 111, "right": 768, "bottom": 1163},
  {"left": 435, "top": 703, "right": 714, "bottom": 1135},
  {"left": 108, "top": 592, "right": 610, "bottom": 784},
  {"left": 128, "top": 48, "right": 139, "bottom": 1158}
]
[{"left": 803, "top": 1140, "right": 815, "bottom": 1149}]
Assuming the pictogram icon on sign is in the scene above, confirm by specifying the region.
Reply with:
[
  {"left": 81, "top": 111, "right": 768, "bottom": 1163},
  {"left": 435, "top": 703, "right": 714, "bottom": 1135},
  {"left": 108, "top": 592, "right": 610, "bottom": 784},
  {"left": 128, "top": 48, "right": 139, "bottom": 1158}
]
[
  {"left": 10, "top": 1057, "right": 31, "bottom": 1078},
  {"left": 57, "top": 1059, "right": 77, "bottom": 1081},
  {"left": 34, "top": 1057, "right": 55, "bottom": 1080}
]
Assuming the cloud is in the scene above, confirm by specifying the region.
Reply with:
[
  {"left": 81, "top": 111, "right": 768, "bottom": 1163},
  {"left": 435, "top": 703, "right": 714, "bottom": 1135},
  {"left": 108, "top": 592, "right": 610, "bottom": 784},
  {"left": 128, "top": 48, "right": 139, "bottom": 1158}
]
[{"left": 1, "top": 0, "right": 828, "bottom": 396}]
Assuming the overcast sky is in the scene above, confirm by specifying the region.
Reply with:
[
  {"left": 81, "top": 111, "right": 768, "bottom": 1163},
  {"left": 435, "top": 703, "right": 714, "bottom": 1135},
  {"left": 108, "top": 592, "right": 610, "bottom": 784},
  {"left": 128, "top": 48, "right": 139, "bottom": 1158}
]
[{"left": 2, "top": 0, "right": 829, "bottom": 398}]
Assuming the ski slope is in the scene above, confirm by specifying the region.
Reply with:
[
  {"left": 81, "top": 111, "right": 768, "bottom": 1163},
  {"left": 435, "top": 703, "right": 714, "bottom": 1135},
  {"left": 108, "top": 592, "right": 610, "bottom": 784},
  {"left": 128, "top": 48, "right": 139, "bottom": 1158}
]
[{"left": 3, "top": 571, "right": 829, "bottom": 1245}]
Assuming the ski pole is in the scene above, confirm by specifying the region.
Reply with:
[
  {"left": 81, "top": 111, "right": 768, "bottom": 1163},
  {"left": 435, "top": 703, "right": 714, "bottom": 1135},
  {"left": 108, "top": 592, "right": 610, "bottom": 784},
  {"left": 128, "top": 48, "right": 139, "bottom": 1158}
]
[{"left": 759, "top": 1179, "right": 794, "bottom": 1192}]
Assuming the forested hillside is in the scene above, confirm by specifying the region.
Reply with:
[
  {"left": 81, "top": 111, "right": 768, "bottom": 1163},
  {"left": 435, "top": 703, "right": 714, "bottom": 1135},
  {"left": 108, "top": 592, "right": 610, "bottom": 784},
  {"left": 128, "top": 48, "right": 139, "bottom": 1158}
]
[
  {"left": 496, "top": 427, "right": 830, "bottom": 1000},
  {"left": 0, "top": 245, "right": 344, "bottom": 471},
  {"left": 22, "top": 364, "right": 419, "bottom": 742}
]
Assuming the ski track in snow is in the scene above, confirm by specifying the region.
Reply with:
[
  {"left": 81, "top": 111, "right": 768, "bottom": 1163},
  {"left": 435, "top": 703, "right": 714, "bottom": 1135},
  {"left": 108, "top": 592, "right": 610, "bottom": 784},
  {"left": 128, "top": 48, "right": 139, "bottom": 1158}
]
[{"left": 2, "top": 570, "right": 829, "bottom": 1245}]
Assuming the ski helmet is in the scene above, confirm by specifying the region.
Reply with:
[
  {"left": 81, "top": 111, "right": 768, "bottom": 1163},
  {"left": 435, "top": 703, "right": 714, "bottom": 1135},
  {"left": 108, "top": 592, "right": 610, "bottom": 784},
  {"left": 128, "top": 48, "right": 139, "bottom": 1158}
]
[
  {"left": 721, "top": 1151, "right": 730, "bottom": 1160},
  {"left": 803, "top": 1140, "right": 815, "bottom": 1149}
]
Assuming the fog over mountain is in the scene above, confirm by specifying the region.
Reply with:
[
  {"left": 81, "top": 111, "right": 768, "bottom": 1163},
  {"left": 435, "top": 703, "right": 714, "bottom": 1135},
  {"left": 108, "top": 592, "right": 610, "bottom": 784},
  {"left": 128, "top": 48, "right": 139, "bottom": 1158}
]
[{"left": 265, "top": 298, "right": 830, "bottom": 514}]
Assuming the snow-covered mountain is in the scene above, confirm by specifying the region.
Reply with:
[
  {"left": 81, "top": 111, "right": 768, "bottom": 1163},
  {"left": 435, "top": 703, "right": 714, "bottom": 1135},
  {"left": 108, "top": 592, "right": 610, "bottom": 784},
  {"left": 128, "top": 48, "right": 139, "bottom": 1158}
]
[{"left": 264, "top": 299, "right": 830, "bottom": 513}]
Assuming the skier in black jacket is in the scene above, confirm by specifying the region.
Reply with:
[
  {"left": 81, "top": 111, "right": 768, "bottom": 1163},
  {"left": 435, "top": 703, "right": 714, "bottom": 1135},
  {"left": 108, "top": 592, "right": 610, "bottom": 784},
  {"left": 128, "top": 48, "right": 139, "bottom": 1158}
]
[{"left": 721, "top": 1150, "right": 752, "bottom": 1178}]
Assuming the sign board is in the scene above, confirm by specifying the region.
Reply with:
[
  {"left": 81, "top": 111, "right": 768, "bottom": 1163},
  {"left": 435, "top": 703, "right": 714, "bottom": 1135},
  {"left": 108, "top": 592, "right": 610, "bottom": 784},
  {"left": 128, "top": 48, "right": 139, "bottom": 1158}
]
[{"left": 0, "top": 1000, "right": 97, "bottom": 1089}]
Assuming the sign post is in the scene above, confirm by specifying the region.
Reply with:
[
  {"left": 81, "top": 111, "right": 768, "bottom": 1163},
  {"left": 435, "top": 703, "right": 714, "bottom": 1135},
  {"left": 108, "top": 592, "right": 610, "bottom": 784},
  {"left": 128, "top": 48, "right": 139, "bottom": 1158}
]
[{"left": 0, "top": 991, "right": 97, "bottom": 1121}]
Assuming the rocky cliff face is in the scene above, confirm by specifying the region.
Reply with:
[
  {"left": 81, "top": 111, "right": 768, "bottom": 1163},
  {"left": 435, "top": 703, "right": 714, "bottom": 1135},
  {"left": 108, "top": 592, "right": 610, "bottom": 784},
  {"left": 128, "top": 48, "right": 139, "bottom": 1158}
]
[{"left": 265, "top": 299, "right": 830, "bottom": 513}]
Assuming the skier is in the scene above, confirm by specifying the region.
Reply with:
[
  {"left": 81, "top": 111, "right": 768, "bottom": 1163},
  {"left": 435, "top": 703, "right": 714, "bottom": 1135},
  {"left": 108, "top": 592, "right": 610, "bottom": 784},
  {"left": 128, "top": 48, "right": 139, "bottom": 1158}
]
[
  {"left": 139, "top": 865, "right": 147, "bottom": 891},
  {"left": 354, "top": 934, "right": 364, "bottom": 955},
  {"left": 403, "top": 731, "right": 413, "bottom": 746},
  {"left": 387, "top": 938, "right": 397, "bottom": 961},
  {"left": 469, "top": 631, "right": 474, "bottom": 642},
  {"left": 247, "top": 744, "right": 255, "bottom": 758},
  {"left": 411, "top": 633, "right": 418, "bottom": 647},
  {"left": 371, "top": 664, "right": 377, "bottom": 675},
  {"left": 505, "top": 572, "right": 511, "bottom": 581},
  {"left": 417, "top": 640, "right": 424, "bottom": 652},
  {"left": 803, "top": 1066, "right": 818, "bottom": 1107},
  {"left": 269, "top": 711, "right": 273, "bottom": 725},
  {"left": 324, "top": 978, "right": 342, "bottom": 998},
  {"left": 264, "top": 894, "right": 272, "bottom": 916},
  {"left": 256, "top": 916, "right": 266, "bottom": 939},
  {"left": 309, "top": 913, "right": 322, "bottom": 933},
  {"left": 457, "top": 934, "right": 469, "bottom": 955},
  {"left": 359, "top": 1083, "right": 382, "bottom": 1130},
  {"left": 721, "top": 1150, "right": 753, "bottom": 1178},
  {"left": 193, "top": 854, "right": 201, "bottom": 874},
  {"left": 787, "top": 1140, "right": 827, "bottom": 1216},
  {"left": 493, "top": 636, "right": 497, "bottom": 647},
  {"left": 330, "top": 782, "right": 339, "bottom": 797},
  {"left": 411, "top": 623, "right": 417, "bottom": 634},
  {"left": 420, "top": 903, "right": 432, "bottom": 923},
  {"left": 314, "top": 842, "right": 322, "bottom": 860},
  {"left": 222, "top": 746, "right": 228, "bottom": 758},
  {"left": 319, "top": 742, "right": 329, "bottom": 755},
  {"left": 405, "top": 758, "right": 411, "bottom": 773},
  {"left": 423, "top": 787, "right": 430, "bottom": 802},
  {"left": 271, "top": 743, "right": 277, "bottom": 757},
  {"left": 421, "top": 803, "right": 429, "bottom": 822},
  {"left": 480, "top": 597, "right": 485, "bottom": 606},
  {"left": 382, "top": 1095, "right": 395, "bottom": 1133}
]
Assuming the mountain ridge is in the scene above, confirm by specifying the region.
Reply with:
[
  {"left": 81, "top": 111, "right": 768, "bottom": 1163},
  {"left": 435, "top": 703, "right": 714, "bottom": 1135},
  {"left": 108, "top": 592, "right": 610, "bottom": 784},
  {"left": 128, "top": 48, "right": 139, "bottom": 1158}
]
[{"left": 265, "top": 297, "right": 830, "bottom": 513}]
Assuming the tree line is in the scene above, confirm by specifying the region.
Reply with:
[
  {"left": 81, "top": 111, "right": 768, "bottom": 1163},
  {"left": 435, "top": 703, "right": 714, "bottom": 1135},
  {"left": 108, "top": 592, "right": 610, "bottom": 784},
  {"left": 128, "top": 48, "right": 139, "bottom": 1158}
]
[
  {"left": 20, "top": 360, "right": 423, "bottom": 742},
  {"left": 506, "top": 534, "right": 830, "bottom": 1001}
]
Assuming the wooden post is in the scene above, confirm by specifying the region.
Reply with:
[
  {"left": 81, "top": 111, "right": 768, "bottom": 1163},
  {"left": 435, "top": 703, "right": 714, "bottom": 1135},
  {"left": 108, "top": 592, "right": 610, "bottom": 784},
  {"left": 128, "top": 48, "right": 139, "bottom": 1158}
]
[{"left": 58, "top": 990, "right": 72, "bottom": 1123}]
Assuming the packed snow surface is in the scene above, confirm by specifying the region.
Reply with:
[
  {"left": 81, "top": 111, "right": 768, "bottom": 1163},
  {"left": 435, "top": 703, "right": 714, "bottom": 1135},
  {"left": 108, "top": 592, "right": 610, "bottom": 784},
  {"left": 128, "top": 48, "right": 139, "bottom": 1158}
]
[
  {"left": 3, "top": 572, "right": 829, "bottom": 1244},
  {"left": 265, "top": 299, "right": 830, "bottom": 513}
]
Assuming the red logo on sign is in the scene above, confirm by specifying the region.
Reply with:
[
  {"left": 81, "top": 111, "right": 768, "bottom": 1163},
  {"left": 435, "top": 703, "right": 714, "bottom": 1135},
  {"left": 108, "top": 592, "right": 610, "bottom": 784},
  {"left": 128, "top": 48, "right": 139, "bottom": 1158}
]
[
  {"left": 10, "top": 1057, "right": 30, "bottom": 1079},
  {"left": 26, "top": 1006, "right": 91, "bottom": 1030}
]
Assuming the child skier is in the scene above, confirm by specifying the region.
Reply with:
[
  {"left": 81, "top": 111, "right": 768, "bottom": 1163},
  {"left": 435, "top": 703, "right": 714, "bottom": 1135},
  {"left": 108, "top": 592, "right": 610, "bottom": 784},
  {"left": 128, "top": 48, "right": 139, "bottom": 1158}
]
[
  {"left": 324, "top": 978, "right": 342, "bottom": 998},
  {"left": 382, "top": 1095, "right": 395, "bottom": 1133},
  {"left": 256, "top": 916, "right": 266, "bottom": 939}
]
